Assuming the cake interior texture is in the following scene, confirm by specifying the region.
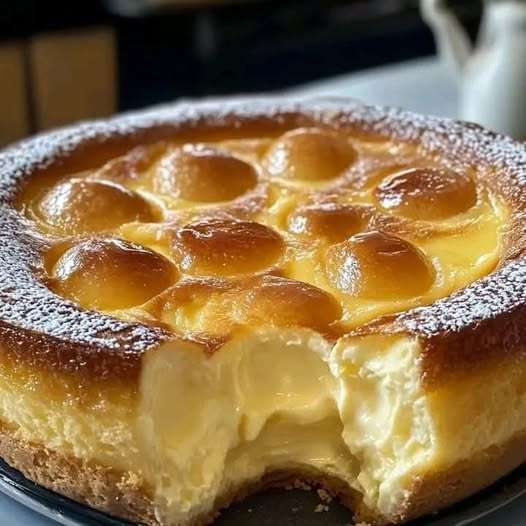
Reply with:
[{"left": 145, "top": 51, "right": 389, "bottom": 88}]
[{"left": 0, "top": 100, "right": 524, "bottom": 526}]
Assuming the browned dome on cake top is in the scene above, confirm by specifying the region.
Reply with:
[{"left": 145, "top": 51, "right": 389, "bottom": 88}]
[
  {"left": 50, "top": 237, "right": 178, "bottom": 310},
  {"left": 237, "top": 274, "right": 343, "bottom": 331},
  {"left": 262, "top": 127, "right": 357, "bottom": 181},
  {"left": 171, "top": 218, "right": 284, "bottom": 276},
  {"left": 287, "top": 202, "right": 367, "bottom": 243},
  {"left": 149, "top": 273, "right": 342, "bottom": 337},
  {"left": 151, "top": 144, "right": 259, "bottom": 202},
  {"left": 37, "top": 178, "right": 157, "bottom": 235},
  {"left": 374, "top": 167, "right": 478, "bottom": 220},
  {"left": 325, "top": 230, "right": 436, "bottom": 299}
]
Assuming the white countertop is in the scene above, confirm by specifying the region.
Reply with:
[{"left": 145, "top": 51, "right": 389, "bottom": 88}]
[{"left": 292, "top": 56, "right": 458, "bottom": 118}]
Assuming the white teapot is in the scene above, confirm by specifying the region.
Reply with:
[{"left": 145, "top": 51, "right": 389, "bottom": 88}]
[{"left": 421, "top": 0, "right": 526, "bottom": 139}]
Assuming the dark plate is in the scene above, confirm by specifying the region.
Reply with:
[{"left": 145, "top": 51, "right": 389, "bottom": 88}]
[{"left": 0, "top": 457, "right": 526, "bottom": 526}]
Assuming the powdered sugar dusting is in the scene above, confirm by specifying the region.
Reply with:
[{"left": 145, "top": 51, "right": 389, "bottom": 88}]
[{"left": 1, "top": 96, "right": 525, "bottom": 378}]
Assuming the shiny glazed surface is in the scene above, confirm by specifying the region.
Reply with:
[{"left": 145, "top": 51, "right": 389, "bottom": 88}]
[{"left": 20, "top": 125, "right": 506, "bottom": 341}]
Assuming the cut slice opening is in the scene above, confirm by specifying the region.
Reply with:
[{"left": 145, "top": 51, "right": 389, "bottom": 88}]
[{"left": 138, "top": 329, "right": 434, "bottom": 525}]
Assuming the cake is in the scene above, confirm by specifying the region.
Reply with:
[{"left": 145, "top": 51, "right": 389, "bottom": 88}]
[{"left": 0, "top": 97, "right": 525, "bottom": 525}]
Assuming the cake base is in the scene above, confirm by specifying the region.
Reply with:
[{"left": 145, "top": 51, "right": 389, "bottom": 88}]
[{"left": 1, "top": 422, "right": 526, "bottom": 526}]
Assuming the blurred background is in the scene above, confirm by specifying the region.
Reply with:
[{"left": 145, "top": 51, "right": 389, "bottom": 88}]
[{"left": 0, "top": 0, "right": 482, "bottom": 147}]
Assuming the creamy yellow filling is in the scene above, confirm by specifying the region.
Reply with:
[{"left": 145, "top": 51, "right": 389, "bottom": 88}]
[
  {"left": 284, "top": 190, "right": 506, "bottom": 328},
  {"left": 136, "top": 330, "right": 428, "bottom": 523}
]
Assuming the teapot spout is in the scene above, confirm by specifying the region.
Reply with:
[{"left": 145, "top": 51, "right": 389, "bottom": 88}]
[{"left": 420, "top": 0, "right": 472, "bottom": 76}]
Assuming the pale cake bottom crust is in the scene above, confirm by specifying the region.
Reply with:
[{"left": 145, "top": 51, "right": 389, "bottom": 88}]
[
  {"left": 0, "top": 423, "right": 157, "bottom": 525},
  {"left": 0, "top": 422, "right": 525, "bottom": 526}
]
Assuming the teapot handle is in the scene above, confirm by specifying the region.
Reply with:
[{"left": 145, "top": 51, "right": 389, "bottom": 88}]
[{"left": 420, "top": 0, "right": 472, "bottom": 76}]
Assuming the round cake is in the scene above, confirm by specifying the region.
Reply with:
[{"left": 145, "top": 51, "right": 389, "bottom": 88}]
[{"left": 0, "top": 97, "right": 525, "bottom": 526}]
